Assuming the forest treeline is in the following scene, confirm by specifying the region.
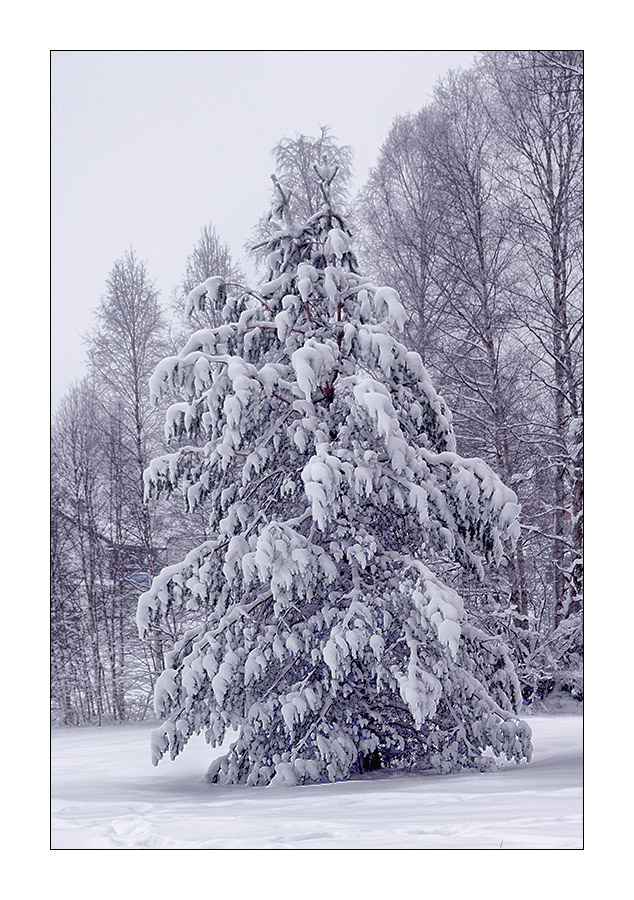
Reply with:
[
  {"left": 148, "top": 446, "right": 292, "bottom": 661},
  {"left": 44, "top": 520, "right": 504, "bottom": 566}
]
[{"left": 51, "top": 50, "right": 582, "bottom": 725}]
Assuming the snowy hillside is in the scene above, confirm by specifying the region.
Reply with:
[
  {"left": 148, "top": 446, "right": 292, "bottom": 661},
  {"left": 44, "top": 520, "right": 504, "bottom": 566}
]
[{"left": 51, "top": 714, "right": 582, "bottom": 849}]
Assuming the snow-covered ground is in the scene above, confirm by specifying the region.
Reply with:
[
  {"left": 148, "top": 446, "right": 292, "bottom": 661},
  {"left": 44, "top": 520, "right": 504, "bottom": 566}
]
[{"left": 51, "top": 714, "right": 582, "bottom": 849}]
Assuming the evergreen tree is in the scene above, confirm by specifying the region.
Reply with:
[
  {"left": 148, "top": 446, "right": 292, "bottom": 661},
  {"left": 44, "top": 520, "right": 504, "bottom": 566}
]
[{"left": 138, "top": 170, "right": 532, "bottom": 786}]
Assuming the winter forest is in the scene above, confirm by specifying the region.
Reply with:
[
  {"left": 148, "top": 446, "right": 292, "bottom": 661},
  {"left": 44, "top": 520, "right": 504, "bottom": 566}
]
[{"left": 51, "top": 50, "right": 583, "bottom": 848}]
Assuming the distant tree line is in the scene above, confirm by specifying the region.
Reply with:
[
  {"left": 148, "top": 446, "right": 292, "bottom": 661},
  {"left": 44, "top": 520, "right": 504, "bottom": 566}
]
[
  {"left": 50, "top": 237, "right": 244, "bottom": 724},
  {"left": 356, "top": 50, "right": 582, "bottom": 702}
]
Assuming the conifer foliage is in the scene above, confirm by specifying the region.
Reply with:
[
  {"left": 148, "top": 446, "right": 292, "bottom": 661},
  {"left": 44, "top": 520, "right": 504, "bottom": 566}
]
[{"left": 138, "top": 168, "right": 532, "bottom": 786}]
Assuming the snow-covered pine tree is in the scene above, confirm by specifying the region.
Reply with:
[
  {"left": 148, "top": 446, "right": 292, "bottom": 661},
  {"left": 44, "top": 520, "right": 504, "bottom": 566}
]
[{"left": 137, "top": 169, "right": 532, "bottom": 786}]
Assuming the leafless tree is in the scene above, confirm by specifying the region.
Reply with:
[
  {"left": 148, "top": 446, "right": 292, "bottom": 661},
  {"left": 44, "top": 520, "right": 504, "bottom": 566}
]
[
  {"left": 251, "top": 127, "right": 354, "bottom": 261},
  {"left": 422, "top": 69, "right": 536, "bottom": 630},
  {"left": 356, "top": 53, "right": 583, "bottom": 700},
  {"left": 357, "top": 109, "right": 445, "bottom": 366},
  {"left": 480, "top": 51, "right": 583, "bottom": 629},
  {"left": 86, "top": 250, "right": 168, "bottom": 677},
  {"left": 171, "top": 223, "right": 245, "bottom": 338},
  {"left": 51, "top": 379, "right": 159, "bottom": 723},
  {"left": 270, "top": 126, "right": 353, "bottom": 221}
]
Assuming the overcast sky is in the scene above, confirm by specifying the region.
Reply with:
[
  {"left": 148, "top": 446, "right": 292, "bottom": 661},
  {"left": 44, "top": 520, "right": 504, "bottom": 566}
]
[{"left": 51, "top": 50, "right": 476, "bottom": 409}]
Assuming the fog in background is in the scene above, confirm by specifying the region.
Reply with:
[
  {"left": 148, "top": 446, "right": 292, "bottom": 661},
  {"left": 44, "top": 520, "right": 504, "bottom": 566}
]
[{"left": 51, "top": 49, "right": 476, "bottom": 409}]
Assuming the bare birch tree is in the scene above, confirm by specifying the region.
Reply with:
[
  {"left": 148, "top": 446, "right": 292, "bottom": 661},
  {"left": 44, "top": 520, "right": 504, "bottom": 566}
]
[
  {"left": 357, "top": 109, "right": 445, "bottom": 366},
  {"left": 51, "top": 379, "right": 159, "bottom": 723},
  {"left": 356, "top": 52, "right": 583, "bottom": 702},
  {"left": 480, "top": 51, "right": 583, "bottom": 632},
  {"left": 86, "top": 250, "right": 168, "bottom": 677},
  {"left": 171, "top": 223, "right": 245, "bottom": 337}
]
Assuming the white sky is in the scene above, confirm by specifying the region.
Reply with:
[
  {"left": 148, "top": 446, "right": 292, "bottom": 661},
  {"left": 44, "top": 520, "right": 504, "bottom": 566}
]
[{"left": 51, "top": 50, "right": 476, "bottom": 408}]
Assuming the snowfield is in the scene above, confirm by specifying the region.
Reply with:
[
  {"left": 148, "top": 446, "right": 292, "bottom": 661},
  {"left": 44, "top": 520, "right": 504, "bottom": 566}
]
[{"left": 51, "top": 714, "right": 581, "bottom": 850}]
